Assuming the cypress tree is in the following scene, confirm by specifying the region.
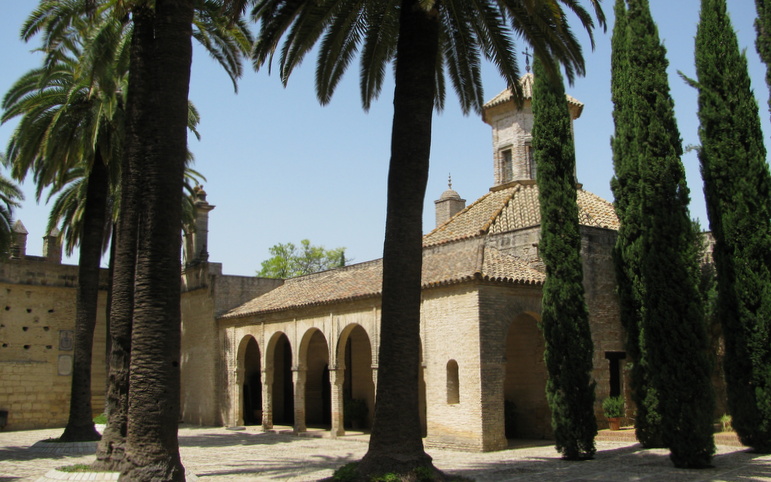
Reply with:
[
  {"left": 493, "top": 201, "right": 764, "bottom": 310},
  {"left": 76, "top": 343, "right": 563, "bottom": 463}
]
[
  {"left": 532, "top": 56, "right": 597, "bottom": 461},
  {"left": 756, "top": 0, "right": 771, "bottom": 114},
  {"left": 613, "top": 0, "right": 716, "bottom": 467},
  {"left": 694, "top": 0, "right": 771, "bottom": 453},
  {"left": 609, "top": 0, "right": 662, "bottom": 448}
]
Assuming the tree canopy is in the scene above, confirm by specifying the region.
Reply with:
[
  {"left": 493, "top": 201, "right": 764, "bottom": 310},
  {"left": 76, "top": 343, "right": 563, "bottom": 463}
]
[{"left": 257, "top": 239, "right": 346, "bottom": 278}]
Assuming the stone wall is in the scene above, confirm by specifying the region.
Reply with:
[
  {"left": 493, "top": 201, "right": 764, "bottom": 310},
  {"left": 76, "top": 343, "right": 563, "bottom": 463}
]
[
  {"left": 180, "top": 262, "right": 283, "bottom": 426},
  {"left": 0, "top": 258, "right": 108, "bottom": 431}
]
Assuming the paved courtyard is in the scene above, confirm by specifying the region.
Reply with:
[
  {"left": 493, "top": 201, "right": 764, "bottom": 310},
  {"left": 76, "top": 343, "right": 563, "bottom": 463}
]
[{"left": 0, "top": 425, "right": 769, "bottom": 481}]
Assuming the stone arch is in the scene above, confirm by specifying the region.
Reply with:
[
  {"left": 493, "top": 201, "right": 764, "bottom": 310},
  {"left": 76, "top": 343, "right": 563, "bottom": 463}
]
[
  {"left": 337, "top": 324, "right": 375, "bottom": 429},
  {"left": 503, "top": 311, "right": 550, "bottom": 439},
  {"left": 236, "top": 335, "right": 262, "bottom": 426},
  {"left": 299, "top": 328, "right": 331, "bottom": 428},
  {"left": 266, "top": 331, "right": 294, "bottom": 426}
]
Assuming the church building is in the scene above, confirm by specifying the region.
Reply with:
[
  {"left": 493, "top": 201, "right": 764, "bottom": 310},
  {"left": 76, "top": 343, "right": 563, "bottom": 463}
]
[
  {"left": 0, "top": 74, "right": 626, "bottom": 452},
  {"left": 177, "top": 73, "right": 625, "bottom": 452}
]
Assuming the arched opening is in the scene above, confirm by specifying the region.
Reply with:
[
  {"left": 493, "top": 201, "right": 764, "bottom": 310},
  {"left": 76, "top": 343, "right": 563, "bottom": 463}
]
[
  {"left": 446, "top": 359, "right": 460, "bottom": 405},
  {"left": 271, "top": 333, "right": 294, "bottom": 425},
  {"left": 304, "top": 329, "right": 331, "bottom": 428},
  {"left": 340, "top": 325, "right": 374, "bottom": 430},
  {"left": 242, "top": 336, "right": 262, "bottom": 425},
  {"left": 503, "top": 312, "right": 549, "bottom": 439}
]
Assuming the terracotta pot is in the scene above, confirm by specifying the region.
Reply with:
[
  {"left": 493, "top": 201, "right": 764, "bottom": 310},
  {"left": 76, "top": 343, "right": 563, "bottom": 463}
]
[{"left": 608, "top": 417, "right": 621, "bottom": 431}]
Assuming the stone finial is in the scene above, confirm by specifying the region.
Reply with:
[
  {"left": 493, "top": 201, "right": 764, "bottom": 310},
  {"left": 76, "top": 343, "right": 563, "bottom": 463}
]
[
  {"left": 184, "top": 187, "right": 215, "bottom": 267},
  {"left": 10, "top": 220, "right": 28, "bottom": 259},
  {"left": 43, "top": 227, "right": 62, "bottom": 264}
]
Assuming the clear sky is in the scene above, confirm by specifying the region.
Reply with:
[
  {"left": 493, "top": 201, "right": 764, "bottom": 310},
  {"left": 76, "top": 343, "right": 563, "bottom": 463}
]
[{"left": 1, "top": 1, "right": 769, "bottom": 276}]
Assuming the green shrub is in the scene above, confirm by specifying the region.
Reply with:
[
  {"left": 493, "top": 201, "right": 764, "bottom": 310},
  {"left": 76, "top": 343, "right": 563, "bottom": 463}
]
[
  {"left": 93, "top": 413, "right": 107, "bottom": 424},
  {"left": 602, "top": 396, "right": 625, "bottom": 418},
  {"left": 333, "top": 462, "right": 359, "bottom": 481},
  {"left": 720, "top": 413, "right": 732, "bottom": 432}
]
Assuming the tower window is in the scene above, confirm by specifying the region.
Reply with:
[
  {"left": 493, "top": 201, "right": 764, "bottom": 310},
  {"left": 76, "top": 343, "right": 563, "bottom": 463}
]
[
  {"left": 501, "top": 149, "right": 513, "bottom": 183},
  {"left": 525, "top": 142, "right": 536, "bottom": 180}
]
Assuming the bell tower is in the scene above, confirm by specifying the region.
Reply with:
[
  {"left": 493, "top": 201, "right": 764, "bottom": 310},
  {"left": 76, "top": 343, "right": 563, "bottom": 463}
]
[{"left": 481, "top": 73, "right": 584, "bottom": 187}]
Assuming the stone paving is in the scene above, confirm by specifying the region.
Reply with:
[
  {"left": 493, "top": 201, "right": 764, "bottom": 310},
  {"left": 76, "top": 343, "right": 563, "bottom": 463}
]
[{"left": 0, "top": 425, "right": 769, "bottom": 481}]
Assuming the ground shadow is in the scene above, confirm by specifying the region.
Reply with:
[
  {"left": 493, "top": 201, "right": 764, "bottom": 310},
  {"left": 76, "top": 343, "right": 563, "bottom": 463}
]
[
  {"left": 191, "top": 453, "right": 360, "bottom": 479},
  {"left": 443, "top": 443, "right": 771, "bottom": 481}
]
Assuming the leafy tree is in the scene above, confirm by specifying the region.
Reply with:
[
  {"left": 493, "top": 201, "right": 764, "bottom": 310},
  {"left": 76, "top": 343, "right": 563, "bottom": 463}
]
[
  {"left": 693, "top": 0, "right": 771, "bottom": 453},
  {"left": 531, "top": 55, "right": 597, "bottom": 460},
  {"left": 612, "top": 0, "right": 715, "bottom": 467},
  {"left": 257, "top": 239, "right": 346, "bottom": 278},
  {"left": 609, "top": 0, "right": 660, "bottom": 448},
  {"left": 251, "top": 0, "right": 605, "bottom": 477}
]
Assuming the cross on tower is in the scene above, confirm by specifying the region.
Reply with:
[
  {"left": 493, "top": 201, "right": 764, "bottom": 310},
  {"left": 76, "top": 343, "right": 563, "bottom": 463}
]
[{"left": 522, "top": 48, "right": 532, "bottom": 73}]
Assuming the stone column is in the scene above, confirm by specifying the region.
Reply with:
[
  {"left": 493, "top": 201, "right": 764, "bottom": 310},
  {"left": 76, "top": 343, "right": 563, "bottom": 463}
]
[
  {"left": 330, "top": 368, "right": 345, "bottom": 437},
  {"left": 371, "top": 364, "right": 378, "bottom": 392},
  {"left": 293, "top": 368, "right": 307, "bottom": 433},
  {"left": 261, "top": 368, "right": 273, "bottom": 430},
  {"left": 234, "top": 366, "right": 244, "bottom": 426}
]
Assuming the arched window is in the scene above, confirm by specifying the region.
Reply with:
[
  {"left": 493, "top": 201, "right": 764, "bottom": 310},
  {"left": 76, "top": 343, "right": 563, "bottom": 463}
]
[{"left": 446, "top": 360, "right": 460, "bottom": 404}]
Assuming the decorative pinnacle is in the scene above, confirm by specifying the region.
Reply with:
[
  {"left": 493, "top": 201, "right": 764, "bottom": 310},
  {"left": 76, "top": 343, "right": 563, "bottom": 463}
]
[
  {"left": 522, "top": 47, "right": 532, "bottom": 73},
  {"left": 448, "top": 173, "right": 453, "bottom": 190}
]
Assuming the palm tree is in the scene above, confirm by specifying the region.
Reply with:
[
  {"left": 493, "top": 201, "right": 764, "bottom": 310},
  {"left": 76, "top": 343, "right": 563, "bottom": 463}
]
[
  {"left": 2, "top": 14, "right": 126, "bottom": 441},
  {"left": 7, "top": 0, "right": 247, "bottom": 452},
  {"left": 0, "top": 163, "right": 23, "bottom": 255},
  {"left": 251, "top": 0, "right": 605, "bottom": 476}
]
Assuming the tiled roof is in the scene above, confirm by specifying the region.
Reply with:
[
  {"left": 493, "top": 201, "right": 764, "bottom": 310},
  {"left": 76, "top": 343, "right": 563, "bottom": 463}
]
[
  {"left": 220, "top": 241, "right": 543, "bottom": 319},
  {"left": 425, "top": 181, "right": 619, "bottom": 247},
  {"left": 483, "top": 73, "right": 583, "bottom": 113},
  {"left": 220, "top": 182, "right": 615, "bottom": 320}
]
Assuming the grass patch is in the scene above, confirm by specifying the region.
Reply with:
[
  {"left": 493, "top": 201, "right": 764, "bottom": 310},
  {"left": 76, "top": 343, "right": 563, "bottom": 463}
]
[
  {"left": 331, "top": 463, "right": 471, "bottom": 482},
  {"left": 57, "top": 464, "right": 97, "bottom": 472}
]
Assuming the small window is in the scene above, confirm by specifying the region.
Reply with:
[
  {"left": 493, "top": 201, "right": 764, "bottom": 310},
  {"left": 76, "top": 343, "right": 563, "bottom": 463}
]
[
  {"left": 525, "top": 142, "right": 536, "bottom": 179},
  {"left": 501, "top": 149, "right": 513, "bottom": 183},
  {"left": 447, "top": 360, "right": 460, "bottom": 404}
]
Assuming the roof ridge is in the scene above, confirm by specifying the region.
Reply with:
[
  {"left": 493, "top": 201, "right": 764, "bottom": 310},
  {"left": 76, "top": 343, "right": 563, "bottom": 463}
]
[{"left": 481, "top": 184, "right": 521, "bottom": 234}]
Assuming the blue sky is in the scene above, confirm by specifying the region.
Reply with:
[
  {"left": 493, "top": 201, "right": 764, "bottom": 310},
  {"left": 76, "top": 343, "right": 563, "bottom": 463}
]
[{"left": 1, "top": 1, "right": 769, "bottom": 276}]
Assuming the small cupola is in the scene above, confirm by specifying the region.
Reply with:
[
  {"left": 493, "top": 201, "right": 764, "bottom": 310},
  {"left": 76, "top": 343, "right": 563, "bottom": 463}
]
[
  {"left": 482, "top": 72, "right": 583, "bottom": 187},
  {"left": 434, "top": 175, "right": 466, "bottom": 228}
]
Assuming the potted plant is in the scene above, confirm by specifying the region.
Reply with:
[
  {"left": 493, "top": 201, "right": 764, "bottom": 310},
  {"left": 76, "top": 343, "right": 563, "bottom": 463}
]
[{"left": 602, "top": 396, "right": 625, "bottom": 430}]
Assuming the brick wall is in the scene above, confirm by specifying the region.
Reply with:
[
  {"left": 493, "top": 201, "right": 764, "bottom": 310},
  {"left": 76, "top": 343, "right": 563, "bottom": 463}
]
[{"left": 0, "top": 258, "right": 108, "bottom": 431}]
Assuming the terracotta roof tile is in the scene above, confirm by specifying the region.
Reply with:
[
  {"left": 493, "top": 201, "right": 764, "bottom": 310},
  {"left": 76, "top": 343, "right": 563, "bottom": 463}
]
[
  {"left": 221, "top": 183, "right": 616, "bottom": 319},
  {"left": 426, "top": 182, "right": 618, "bottom": 247}
]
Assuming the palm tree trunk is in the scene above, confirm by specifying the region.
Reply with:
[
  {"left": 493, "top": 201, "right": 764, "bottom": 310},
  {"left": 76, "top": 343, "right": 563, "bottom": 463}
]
[
  {"left": 358, "top": 0, "right": 439, "bottom": 476},
  {"left": 122, "top": 0, "right": 193, "bottom": 479},
  {"left": 93, "top": 5, "right": 154, "bottom": 471},
  {"left": 59, "top": 153, "right": 109, "bottom": 443}
]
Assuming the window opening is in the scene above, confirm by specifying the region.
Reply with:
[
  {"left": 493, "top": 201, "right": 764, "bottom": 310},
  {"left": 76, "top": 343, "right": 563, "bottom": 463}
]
[{"left": 446, "top": 360, "right": 460, "bottom": 404}]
